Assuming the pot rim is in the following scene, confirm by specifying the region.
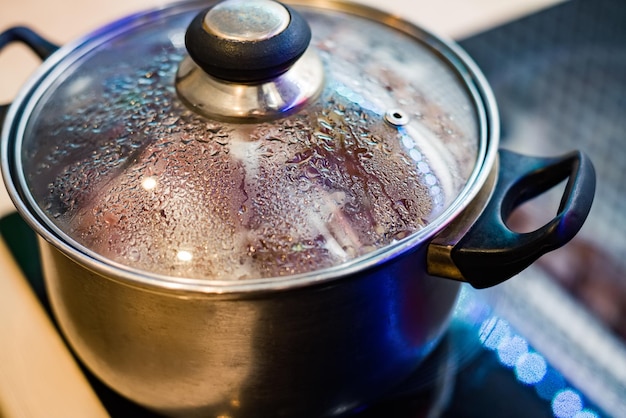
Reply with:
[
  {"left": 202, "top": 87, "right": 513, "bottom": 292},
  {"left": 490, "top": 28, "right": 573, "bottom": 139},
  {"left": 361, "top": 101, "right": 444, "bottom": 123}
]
[{"left": 1, "top": 0, "right": 499, "bottom": 295}]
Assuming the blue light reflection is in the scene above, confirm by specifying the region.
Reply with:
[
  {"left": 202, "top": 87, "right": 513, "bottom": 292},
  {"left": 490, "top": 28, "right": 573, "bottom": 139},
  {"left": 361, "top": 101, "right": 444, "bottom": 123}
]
[
  {"left": 515, "top": 352, "right": 547, "bottom": 385},
  {"left": 472, "top": 310, "right": 602, "bottom": 418},
  {"left": 497, "top": 335, "right": 528, "bottom": 367},
  {"left": 553, "top": 389, "right": 583, "bottom": 418}
]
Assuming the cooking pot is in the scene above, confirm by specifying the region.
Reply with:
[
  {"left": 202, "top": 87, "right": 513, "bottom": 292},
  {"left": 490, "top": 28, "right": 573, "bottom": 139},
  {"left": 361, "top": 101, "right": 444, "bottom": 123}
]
[{"left": 0, "top": 0, "right": 595, "bottom": 416}]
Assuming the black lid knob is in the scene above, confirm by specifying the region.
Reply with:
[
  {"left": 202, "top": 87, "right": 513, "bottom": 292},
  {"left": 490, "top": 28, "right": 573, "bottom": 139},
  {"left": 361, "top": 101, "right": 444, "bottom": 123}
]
[{"left": 185, "top": 0, "right": 312, "bottom": 83}]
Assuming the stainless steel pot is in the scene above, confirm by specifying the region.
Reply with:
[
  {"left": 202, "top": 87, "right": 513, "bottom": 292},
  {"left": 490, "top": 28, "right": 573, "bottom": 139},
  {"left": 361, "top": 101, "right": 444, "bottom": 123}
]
[{"left": 0, "top": 1, "right": 595, "bottom": 417}]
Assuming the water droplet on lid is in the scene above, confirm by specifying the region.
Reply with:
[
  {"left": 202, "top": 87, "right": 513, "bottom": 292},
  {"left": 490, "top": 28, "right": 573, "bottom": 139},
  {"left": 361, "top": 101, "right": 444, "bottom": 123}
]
[
  {"left": 214, "top": 137, "right": 229, "bottom": 146},
  {"left": 297, "top": 179, "right": 311, "bottom": 192},
  {"left": 128, "top": 248, "right": 141, "bottom": 262},
  {"left": 315, "top": 132, "right": 334, "bottom": 142},
  {"left": 206, "top": 143, "right": 221, "bottom": 156},
  {"left": 393, "top": 230, "right": 411, "bottom": 240},
  {"left": 304, "top": 166, "right": 321, "bottom": 179},
  {"left": 163, "top": 116, "right": 179, "bottom": 126},
  {"left": 318, "top": 118, "right": 333, "bottom": 131}
]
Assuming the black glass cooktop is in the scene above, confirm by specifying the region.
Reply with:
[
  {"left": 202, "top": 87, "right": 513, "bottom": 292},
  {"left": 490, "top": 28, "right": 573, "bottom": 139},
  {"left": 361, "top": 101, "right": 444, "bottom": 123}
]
[{"left": 4, "top": 0, "right": 625, "bottom": 416}]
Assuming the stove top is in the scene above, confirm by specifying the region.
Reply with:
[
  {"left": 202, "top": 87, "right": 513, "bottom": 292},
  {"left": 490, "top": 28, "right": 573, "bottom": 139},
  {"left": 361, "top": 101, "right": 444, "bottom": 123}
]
[{"left": 3, "top": 0, "right": 625, "bottom": 416}]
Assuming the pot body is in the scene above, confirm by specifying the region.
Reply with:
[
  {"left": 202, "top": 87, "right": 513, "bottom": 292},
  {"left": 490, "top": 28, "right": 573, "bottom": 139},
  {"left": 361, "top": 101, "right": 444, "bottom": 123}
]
[{"left": 40, "top": 237, "right": 460, "bottom": 417}]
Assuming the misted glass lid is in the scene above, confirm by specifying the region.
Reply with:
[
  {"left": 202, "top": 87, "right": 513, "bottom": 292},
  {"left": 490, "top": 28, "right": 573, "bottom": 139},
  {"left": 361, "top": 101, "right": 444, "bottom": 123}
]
[{"left": 16, "top": 0, "right": 483, "bottom": 280}]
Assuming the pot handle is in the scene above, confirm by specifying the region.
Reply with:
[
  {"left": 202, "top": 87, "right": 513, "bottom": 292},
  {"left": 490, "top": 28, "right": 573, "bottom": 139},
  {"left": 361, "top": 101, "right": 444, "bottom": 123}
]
[
  {"left": 0, "top": 27, "right": 59, "bottom": 124},
  {"left": 428, "top": 149, "right": 595, "bottom": 289}
]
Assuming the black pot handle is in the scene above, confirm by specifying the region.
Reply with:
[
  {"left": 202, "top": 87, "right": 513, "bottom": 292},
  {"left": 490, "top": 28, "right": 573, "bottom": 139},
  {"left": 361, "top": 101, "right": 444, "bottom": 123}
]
[
  {"left": 428, "top": 149, "right": 595, "bottom": 289},
  {"left": 0, "top": 27, "right": 59, "bottom": 124}
]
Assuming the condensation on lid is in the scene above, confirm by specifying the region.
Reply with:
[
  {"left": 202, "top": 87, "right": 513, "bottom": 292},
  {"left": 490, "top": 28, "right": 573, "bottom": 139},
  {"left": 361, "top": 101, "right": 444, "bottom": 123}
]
[{"left": 17, "top": 3, "right": 481, "bottom": 280}]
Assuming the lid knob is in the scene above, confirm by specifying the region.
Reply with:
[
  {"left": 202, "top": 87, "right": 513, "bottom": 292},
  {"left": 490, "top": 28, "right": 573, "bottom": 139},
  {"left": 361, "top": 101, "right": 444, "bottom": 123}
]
[
  {"left": 176, "top": 0, "right": 323, "bottom": 121},
  {"left": 185, "top": 0, "right": 312, "bottom": 82}
]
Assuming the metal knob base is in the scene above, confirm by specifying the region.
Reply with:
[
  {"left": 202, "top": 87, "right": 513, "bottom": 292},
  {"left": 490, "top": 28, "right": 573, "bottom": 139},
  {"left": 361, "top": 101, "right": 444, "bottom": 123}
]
[
  {"left": 176, "top": 48, "right": 324, "bottom": 122},
  {"left": 177, "top": 0, "right": 322, "bottom": 121}
]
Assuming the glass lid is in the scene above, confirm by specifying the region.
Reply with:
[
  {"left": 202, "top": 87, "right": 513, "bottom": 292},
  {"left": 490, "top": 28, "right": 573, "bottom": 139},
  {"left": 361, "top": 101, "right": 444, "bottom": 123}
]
[{"left": 15, "top": 0, "right": 483, "bottom": 281}]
